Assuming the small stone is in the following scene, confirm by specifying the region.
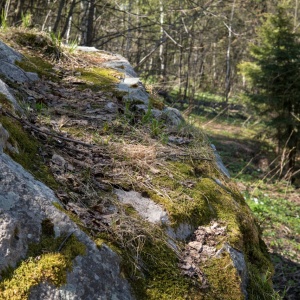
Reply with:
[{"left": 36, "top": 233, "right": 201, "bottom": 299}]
[
  {"left": 188, "top": 241, "right": 203, "bottom": 252},
  {"left": 67, "top": 163, "right": 75, "bottom": 171},
  {"left": 105, "top": 102, "right": 118, "bottom": 113},
  {"left": 181, "top": 263, "right": 192, "bottom": 270},
  {"left": 211, "top": 222, "right": 219, "bottom": 229},
  {"left": 51, "top": 153, "right": 66, "bottom": 167}
]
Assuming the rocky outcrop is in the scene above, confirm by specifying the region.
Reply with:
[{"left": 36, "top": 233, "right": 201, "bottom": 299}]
[
  {"left": 0, "top": 152, "right": 133, "bottom": 299},
  {"left": 102, "top": 51, "right": 184, "bottom": 126},
  {"left": 0, "top": 41, "right": 38, "bottom": 83},
  {"left": 0, "top": 31, "right": 274, "bottom": 300}
]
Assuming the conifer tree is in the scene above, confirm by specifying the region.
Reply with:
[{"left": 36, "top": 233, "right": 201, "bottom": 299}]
[{"left": 240, "top": 6, "right": 300, "bottom": 176}]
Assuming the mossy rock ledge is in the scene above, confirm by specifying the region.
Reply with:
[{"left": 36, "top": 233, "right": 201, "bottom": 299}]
[{"left": 0, "top": 30, "right": 274, "bottom": 300}]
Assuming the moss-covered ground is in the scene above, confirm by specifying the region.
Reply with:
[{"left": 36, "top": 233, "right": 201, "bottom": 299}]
[
  {"left": 0, "top": 28, "right": 284, "bottom": 300},
  {"left": 173, "top": 92, "right": 299, "bottom": 299}
]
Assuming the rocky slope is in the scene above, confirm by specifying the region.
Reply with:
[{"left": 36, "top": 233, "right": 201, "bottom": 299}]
[{"left": 0, "top": 29, "right": 276, "bottom": 299}]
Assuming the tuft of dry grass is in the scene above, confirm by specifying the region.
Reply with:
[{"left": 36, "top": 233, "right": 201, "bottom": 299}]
[{"left": 121, "top": 144, "right": 157, "bottom": 162}]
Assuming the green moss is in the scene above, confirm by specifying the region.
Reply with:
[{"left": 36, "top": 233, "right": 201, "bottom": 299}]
[
  {"left": 14, "top": 31, "right": 49, "bottom": 49},
  {"left": 97, "top": 231, "right": 204, "bottom": 300},
  {"left": 247, "top": 264, "right": 280, "bottom": 300},
  {"left": 149, "top": 163, "right": 219, "bottom": 228},
  {"left": 27, "top": 225, "right": 86, "bottom": 262},
  {"left": 76, "top": 67, "right": 121, "bottom": 92},
  {"left": 149, "top": 95, "right": 165, "bottom": 110},
  {"left": 0, "top": 115, "right": 59, "bottom": 189},
  {"left": 195, "top": 178, "right": 243, "bottom": 247},
  {"left": 145, "top": 156, "right": 274, "bottom": 298},
  {"left": 13, "top": 30, "right": 63, "bottom": 61},
  {"left": 150, "top": 160, "right": 258, "bottom": 251},
  {"left": 123, "top": 203, "right": 138, "bottom": 216},
  {"left": 15, "top": 55, "right": 56, "bottom": 80},
  {"left": 202, "top": 252, "right": 244, "bottom": 300},
  {"left": 0, "top": 219, "right": 86, "bottom": 300},
  {"left": 0, "top": 253, "right": 67, "bottom": 300},
  {"left": 0, "top": 93, "right": 14, "bottom": 111},
  {"left": 140, "top": 240, "right": 203, "bottom": 300}
]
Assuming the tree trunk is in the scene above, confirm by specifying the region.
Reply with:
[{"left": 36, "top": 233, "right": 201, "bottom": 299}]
[
  {"left": 86, "top": 0, "right": 95, "bottom": 46},
  {"left": 225, "top": 0, "right": 236, "bottom": 102},
  {"left": 159, "top": 0, "right": 165, "bottom": 80},
  {"left": 126, "top": 0, "right": 132, "bottom": 59},
  {"left": 14, "top": 0, "right": 26, "bottom": 24},
  {"left": 61, "top": 0, "right": 76, "bottom": 39},
  {"left": 53, "top": 0, "right": 66, "bottom": 33}
]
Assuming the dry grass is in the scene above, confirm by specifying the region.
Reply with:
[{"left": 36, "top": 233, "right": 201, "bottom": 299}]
[{"left": 121, "top": 144, "right": 157, "bottom": 162}]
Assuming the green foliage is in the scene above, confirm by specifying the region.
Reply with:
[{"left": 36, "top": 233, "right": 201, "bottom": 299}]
[
  {"left": 67, "top": 39, "right": 78, "bottom": 53},
  {"left": 245, "top": 188, "right": 300, "bottom": 262},
  {"left": 239, "top": 6, "right": 300, "bottom": 168},
  {"left": 48, "top": 31, "right": 63, "bottom": 60},
  {"left": 21, "top": 13, "right": 32, "bottom": 28},
  {"left": 0, "top": 9, "right": 7, "bottom": 30}
]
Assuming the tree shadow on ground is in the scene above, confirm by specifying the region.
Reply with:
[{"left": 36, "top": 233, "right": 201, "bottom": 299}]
[
  {"left": 271, "top": 253, "right": 300, "bottom": 300},
  {"left": 207, "top": 132, "right": 275, "bottom": 179}
]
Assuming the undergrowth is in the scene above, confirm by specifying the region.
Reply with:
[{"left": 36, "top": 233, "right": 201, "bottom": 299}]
[{"left": 184, "top": 92, "right": 299, "bottom": 299}]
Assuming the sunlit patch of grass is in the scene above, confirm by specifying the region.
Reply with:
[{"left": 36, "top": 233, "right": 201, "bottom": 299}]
[{"left": 245, "top": 188, "right": 300, "bottom": 262}]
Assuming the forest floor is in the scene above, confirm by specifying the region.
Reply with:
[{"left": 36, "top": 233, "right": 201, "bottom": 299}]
[{"left": 177, "top": 96, "right": 300, "bottom": 300}]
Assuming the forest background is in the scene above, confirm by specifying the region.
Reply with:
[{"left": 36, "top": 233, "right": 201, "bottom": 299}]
[{"left": 0, "top": 0, "right": 291, "bottom": 100}]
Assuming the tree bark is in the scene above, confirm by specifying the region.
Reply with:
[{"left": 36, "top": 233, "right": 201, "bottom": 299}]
[
  {"left": 86, "top": 0, "right": 95, "bottom": 46},
  {"left": 53, "top": 0, "right": 66, "bottom": 33},
  {"left": 61, "top": 0, "right": 76, "bottom": 39},
  {"left": 225, "top": 0, "right": 236, "bottom": 102}
]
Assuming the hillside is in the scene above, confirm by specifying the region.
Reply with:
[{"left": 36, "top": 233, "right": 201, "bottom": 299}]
[{"left": 0, "top": 29, "right": 278, "bottom": 300}]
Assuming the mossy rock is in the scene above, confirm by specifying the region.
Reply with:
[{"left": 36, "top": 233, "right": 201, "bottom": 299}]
[
  {"left": 0, "top": 31, "right": 278, "bottom": 300},
  {"left": 14, "top": 31, "right": 49, "bottom": 49},
  {"left": 0, "top": 93, "right": 14, "bottom": 111},
  {"left": 0, "top": 115, "right": 58, "bottom": 189},
  {"left": 15, "top": 55, "right": 56, "bottom": 80},
  {"left": 0, "top": 229, "right": 86, "bottom": 299},
  {"left": 0, "top": 253, "right": 67, "bottom": 299},
  {"left": 76, "top": 67, "right": 121, "bottom": 92}
]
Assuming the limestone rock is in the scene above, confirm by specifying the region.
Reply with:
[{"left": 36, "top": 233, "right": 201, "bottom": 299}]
[
  {"left": 160, "top": 107, "right": 185, "bottom": 126},
  {"left": 0, "top": 123, "right": 18, "bottom": 154},
  {"left": 211, "top": 144, "right": 231, "bottom": 178},
  {"left": 225, "top": 244, "right": 248, "bottom": 299},
  {"left": 0, "top": 153, "right": 134, "bottom": 299},
  {"left": 0, "top": 36, "right": 274, "bottom": 300},
  {"left": 0, "top": 78, "right": 22, "bottom": 111},
  {"left": 0, "top": 41, "right": 39, "bottom": 83},
  {"left": 102, "top": 54, "right": 138, "bottom": 78},
  {"left": 115, "top": 189, "right": 168, "bottom": 224},
  {"left": 117, "top": 81, "right": 149, "bottom": 104}
]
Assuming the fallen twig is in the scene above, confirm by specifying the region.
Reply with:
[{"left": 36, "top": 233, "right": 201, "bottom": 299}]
[
  {"left": 57, "top": 231, "right": 75, "bottom": 252},
  {"left": 2, "top": 109, "right": 96, "bottom": 148}
]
